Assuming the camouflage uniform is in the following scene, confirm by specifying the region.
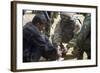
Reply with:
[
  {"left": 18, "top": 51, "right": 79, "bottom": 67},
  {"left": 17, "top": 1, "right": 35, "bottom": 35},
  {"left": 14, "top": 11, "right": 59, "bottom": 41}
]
[
  {"left": 67, "top": 14, "right": 91, "bottom": 59},
  {"left": 52, "top": 13, "right": 75, "bottom": 46}
]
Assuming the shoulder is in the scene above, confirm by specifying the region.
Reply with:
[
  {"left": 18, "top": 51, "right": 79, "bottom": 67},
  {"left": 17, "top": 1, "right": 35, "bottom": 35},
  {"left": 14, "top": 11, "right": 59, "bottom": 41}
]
[
  {"left": 23, "top": 22, "right": 41, "bottom": 37},
  {"left": 23, "top": 22, "right": 39, "bottom": 32}
]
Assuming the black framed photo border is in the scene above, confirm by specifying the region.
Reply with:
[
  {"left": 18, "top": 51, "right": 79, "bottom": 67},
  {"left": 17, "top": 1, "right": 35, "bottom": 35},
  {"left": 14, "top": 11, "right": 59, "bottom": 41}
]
[{"left": 11, "top": 1, "right": 98, "bottom": 72}]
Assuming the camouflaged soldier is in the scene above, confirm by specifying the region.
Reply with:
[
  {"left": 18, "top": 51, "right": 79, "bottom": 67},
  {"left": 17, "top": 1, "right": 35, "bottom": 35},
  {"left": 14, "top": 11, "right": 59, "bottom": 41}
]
[
  {"left": 52, "top": 12, "right": 76, "bottom": 46},
  {"left": 67, "top": 14, "right": 91, "bottom": 59}
]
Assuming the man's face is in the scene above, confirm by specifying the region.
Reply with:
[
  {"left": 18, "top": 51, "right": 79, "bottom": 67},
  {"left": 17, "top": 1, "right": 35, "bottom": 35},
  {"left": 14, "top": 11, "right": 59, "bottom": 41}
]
[{"left": 37, "top": 23, "right": 45, "bottom": 31}]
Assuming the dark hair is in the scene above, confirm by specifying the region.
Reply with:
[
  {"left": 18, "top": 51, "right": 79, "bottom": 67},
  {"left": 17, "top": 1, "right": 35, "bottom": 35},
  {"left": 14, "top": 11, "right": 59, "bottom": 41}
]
[{"left": 32, "top": 14, "right": 47, "bottom": 25}]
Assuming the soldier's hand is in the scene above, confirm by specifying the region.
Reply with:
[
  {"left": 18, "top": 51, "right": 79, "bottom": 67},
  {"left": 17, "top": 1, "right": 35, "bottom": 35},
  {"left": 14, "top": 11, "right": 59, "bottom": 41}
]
[{"left": 67, "top": 41, "right": 77, "bottom": 49}]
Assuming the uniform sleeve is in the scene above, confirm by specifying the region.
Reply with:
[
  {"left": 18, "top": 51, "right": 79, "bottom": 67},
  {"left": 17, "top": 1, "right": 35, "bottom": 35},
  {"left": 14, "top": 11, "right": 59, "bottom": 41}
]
[
  {"left": 67, "top": 14, "right": 91, "bottom": 48},
  {"left": 76, "top": 14, "right": 91, "bottom": 45}
]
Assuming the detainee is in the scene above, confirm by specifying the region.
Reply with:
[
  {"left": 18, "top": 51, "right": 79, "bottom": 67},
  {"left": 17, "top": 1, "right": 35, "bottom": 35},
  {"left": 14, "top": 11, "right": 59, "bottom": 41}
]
[{"left": 23, "top": 13, "right": 58, "bottom": 62}]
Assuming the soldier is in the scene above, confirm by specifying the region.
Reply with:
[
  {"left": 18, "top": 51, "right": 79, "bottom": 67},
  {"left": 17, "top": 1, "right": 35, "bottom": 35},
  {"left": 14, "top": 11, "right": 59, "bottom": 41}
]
[
  {"left": 52, "top": 12, "right": 76, "bottom": 45},
  {"left": 67, "top": 14, "right": 91, "bottom": 59},
  {"left": 23, "top": 14, "right": 58, "bottom": 62}
]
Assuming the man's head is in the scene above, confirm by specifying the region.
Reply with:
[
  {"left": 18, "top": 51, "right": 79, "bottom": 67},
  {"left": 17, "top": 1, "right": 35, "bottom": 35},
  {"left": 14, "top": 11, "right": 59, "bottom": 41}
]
[{"left": 32, "top": 14, "right": 48, "bottom": 31}]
